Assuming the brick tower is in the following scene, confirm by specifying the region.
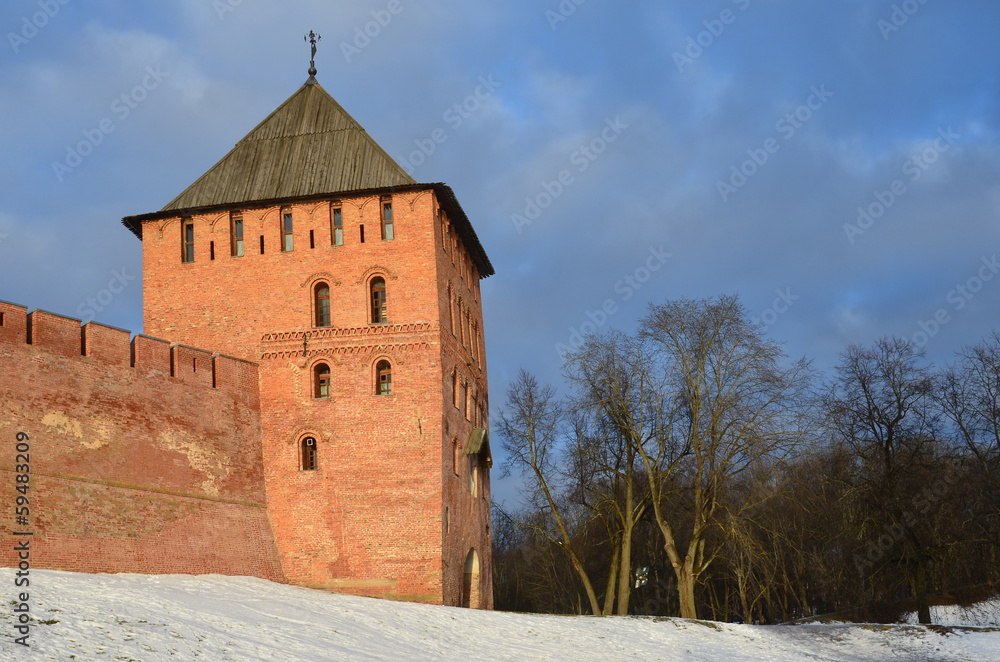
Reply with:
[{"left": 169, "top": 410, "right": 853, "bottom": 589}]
[{"left": 122, "top": 72, "right": 494, "bottom": 607}]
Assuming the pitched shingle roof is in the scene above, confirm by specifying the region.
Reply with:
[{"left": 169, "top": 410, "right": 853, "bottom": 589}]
[
  {"left": 122, "top": 79, "right": 493, "bottom": 277},
  {"left": 160, "top": 81, "right": 416, "bottom": 211}
]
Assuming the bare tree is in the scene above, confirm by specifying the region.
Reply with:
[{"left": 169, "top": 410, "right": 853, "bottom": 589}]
[
  {"left": 564, "top": 331, "right": 651, "bottom": 614},
  {"left": 638, "top": 295, "right": 812, "bottom": 619},
  {"left": 825, "top": 336, "right": 941, "bottom": 624},
  {"left": 497, "top": 369, "right": 605, "bottom": 615},
  {"left": 939, "top": 331, "right": 1000, "bottom": 573}
]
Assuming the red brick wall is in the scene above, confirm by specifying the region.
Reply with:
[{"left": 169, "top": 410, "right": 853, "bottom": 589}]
[
  {"left": 140, "top": 188, "right": 492, "bottom": 606},
  {"left": 434, "top": 203, "right": 494, "bottom": 609},
  {"left": 0, "top": 303, "right": 283, "bottom": 581}
]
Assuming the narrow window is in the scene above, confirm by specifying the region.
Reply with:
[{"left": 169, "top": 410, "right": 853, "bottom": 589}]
[
  {"left": 376, "top": 360, "right": 392, "bottom": 395},
  {"left": 332, "top": 206, "right": 343, "bottom": 246},
  {"left": 210, "top": 241, "right": 215, "bottom": 261},
  {"left": 445, "top": 506, "right": 450, "bottom": 533},
  {"left": 381, "top": 198, "right": 394, "bottom": 241},
  {"left": 370, "top": 277, "right": 387, "bottom": 324},
  {"left": 193, "top": 358, "right": 198, "bottom": 372},
  {"left": 231, "top": 213, "right": 244, "bottom": 257},
  {"left": 453, "top": 369, "right": 461, "bottom": 408},
  {"left": 182, "top": 220, "right": 195, "bottom": 263},
  {"left": 440, "top": 211, "right": 448, "bottom": 252},
  {"left": 458, "top": 299, "right": 465, "bottom": 345},
  {"left": 310, "top": 229, "right": 315, "bottom": 249},
  {"left": 453, "top": 438, "right": 461, "bottom": 476},
  {"left": 314, "top": 283, "right": 331, "bottom": 328},
  {"left": 314, "top": 363, "right": 330, "bottom": 399},
  {"left": 282, "top": 210, "right": 294, "bottom": 252},
  {"left": 0, "top": 312, "right": 5, "bottom": 326},
  {"left": 448, "top": 283, "right": 455, "bottom": 335},
  {"left": 468, "top": 389, "right": 475, "bottom": 422},
  {"left": 468, "top": 455, "right": 478, "bottom": 496},
  {"left": 259, "top": 235, "right": 265, "bottom": 254},
  {"left": 301, "top": 437, "right": 318, "bottom": 471},
  {"left": 360, "top": 224, "right": 365, "bottom": 243},
  {"left": 461, "top": 381, "right": 468, "bottom": 417}
]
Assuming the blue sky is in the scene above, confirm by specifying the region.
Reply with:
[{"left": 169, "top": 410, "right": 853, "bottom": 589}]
[{"left": 2, "top": 0, "right": 999, "bottom": 507}]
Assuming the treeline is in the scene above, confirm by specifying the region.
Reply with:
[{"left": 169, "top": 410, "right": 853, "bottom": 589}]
[{"left": 492, "top": 295, "right": 1000, "bottom": 623}]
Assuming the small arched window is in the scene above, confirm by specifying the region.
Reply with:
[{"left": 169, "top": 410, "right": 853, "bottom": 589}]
[
  {"left": 314, "top": 363, "right": 330, "bottom": 399},
  {"left": 315, "top": 283, "right": 331, "bottom": 328},
  {"left": 301, "top": 436, "right": 318, "bottom": 471},
  {"left": 375, "top": 359, "right": 392, "bottom": 395},
  {"left": 371, "top": 277, "right": 387, "bottom": 324}
]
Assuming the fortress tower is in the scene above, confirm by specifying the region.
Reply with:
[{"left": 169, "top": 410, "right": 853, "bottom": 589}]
[{"left": 122, "top": 74, "right": 494, "bottom": 607}]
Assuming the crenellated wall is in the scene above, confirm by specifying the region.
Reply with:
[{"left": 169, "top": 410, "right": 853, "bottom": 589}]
[{"left": 0, "top": 301, "right": 283, "bottom": 581}]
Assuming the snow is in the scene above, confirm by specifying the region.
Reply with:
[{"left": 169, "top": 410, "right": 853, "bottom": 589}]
[
  {"left": 902, "top": 600, "right": 1000, "bottom": 628},
  {"left": 1, "top": 569, "right": 997, "bottom": 661}
]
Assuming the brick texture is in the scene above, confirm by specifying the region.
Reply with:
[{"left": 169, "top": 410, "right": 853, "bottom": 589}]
[
  {"left": 140, "top": 187, "right": 491, "bottom": 606},
  {"left": 0, "top": 303, "right": 283, "bottom": 581},
  {"left": 0, "top": 185, "right": 492, "bottom": 608}
]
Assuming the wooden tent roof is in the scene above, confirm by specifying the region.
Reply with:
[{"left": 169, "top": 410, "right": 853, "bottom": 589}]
[
  {"left": 121, "top": 79, "right": 493, "bottom": 277},
  {"left": 162, "top": 80, "right": 416, "bottom": 211}
]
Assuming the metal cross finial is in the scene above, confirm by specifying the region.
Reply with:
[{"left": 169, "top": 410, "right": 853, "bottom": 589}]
[{"left": 304, "top": 30, "right": 322, "bottom": 78}]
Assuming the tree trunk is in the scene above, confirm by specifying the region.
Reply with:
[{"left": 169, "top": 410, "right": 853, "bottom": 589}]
[
  {"left": 676, "top": 561, "right": 699, "bottom": 619},
  {"left": 569, "top": 553, "right": 603, "bottom": 616},
  {"left": 912, "top": 561, "right": 931, "bottom": 624},
  {"left": 616, "top": 511, "right": 633, "bottom": 615},
  {"left": 603, "top": 542, "right": 619, "bottom": 616}
]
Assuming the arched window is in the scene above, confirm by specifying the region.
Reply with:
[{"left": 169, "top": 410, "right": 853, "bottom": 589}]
[
  {"left": 375, "top": 360, "right": 392, "bottom": 395},
  {"left": 314, "top": 283, "right": 331, "bottom": 327},
  {"left": 314, "top": 363, "right": 330, "bottom": 399},
  {"left": 462, "top": 549, "right": 481, "bottom": 609},
  {"left": 301, "top": 436, "right": 318, "bottom": 471},
  {"left": 371, "top": 277, "right": 387, "bottom": 324}
]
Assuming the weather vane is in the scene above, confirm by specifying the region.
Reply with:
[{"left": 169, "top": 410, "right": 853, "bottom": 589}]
[{"left": 304, "top": 30, "right": 322, "bottom": 78}]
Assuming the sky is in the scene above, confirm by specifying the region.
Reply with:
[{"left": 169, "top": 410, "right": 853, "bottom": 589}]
[{"left": 1, "top": 0, "right": 999, "bottom": 508}]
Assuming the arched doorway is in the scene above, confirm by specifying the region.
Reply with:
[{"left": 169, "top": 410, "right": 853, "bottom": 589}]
[{"left": 461, "top": 548, "right": 480, "bottom": 609}]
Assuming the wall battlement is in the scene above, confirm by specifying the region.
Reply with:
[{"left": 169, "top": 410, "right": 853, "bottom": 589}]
[
  {"left": 0, "top": 300, "right": 258, "bottom": 406},
  {"left": 0, "top": 298, "right": 281, "bottom": 582}
]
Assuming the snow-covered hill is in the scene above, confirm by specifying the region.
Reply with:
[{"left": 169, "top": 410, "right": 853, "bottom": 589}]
[{"left": 1, "top": 569, "right": 997, "bottom": 661}]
